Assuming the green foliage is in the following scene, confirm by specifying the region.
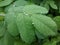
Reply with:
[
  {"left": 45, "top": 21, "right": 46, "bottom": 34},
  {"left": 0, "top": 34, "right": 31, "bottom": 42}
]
[
  {"left": 48, "top": 0, "right": 58, "bottom": 9},
  {"left": 53, "top": 16, "right": 60, "bottom": 30},
  {"left": 0, "top": 0, "right": 14, "bottom": 7},
  {"left": 23, "top": 5, "right": 48, "bottom": 14},
  {"left": 0, "top": 0, "right": 60, "bottom": 45},
  {"left": 0, "top": 21, "right": 5, "bottom": 37},
  {"left": 31, "top": 15, "right": 57, "bottom": 37},
  {"left": 16, "top": 13, "right": 35, "bottom": 43},
  {"left": 5, "top": 11, "right": 19, "bottom": 36}
]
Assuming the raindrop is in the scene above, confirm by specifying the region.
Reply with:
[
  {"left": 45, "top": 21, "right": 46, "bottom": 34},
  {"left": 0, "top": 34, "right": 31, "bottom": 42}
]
[{"left": 32, "top": 23, "right": 34, "bottom": 24}]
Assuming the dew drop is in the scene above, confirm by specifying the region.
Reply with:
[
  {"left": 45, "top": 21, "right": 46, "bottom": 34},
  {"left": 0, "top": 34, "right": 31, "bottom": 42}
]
[{"left": 32, "top": 23, "right": 34, "bottom": 24}]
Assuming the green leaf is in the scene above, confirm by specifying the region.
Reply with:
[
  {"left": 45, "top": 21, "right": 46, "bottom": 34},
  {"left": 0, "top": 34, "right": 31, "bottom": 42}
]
[
  {"left": 13, "top": 0, "right": 29, "bottom": 7},
  {"left": 0, "top": 0, "right": 14, "bottom": 7},
  {"left": 8, "top": 6, "right": 24, "bottom": 13},
  {"left": 16, "top": 13, "right": 35, "bottom": 43},
  {"left": 0, "top": 0, "right": 2, "bottom": 2},
  {"left": 35, "top": 30, "right": 45, "bottom": 39},
  {"left": 53, "top": 16, "right": 60, "bottom": 30},
  {"left": 23, "top": 5, "right": 48, "bottom": 14},
  {"left": 14, "top": 39, "right": 30, "bottom": 45},
  {"left": 0, "top": 16, "right": 4, "bottom": 21},
  {"left": 0, "top": 32, "right": 14, "bottom": 45},
  {"left": 59, "top": 4, "right": 60, "bottom": 13},
  {"left": 47, "top": 14, "right": 53, "bottom": 18},
  {"left": 0, "top": 8, "right": 4, "bottom": 12},
  {"left": 5, "top": 0, "right": 29, "bottom": 12},
  {"left": 31, "top": 14, "right": 57, "bottom": 37},
  {"left": 3, "top": 32, "right": 14, "bottom": 45},
  {"left": 43, "top": 40, "right": 57, "bottom": 45},
  {"left": 48, "top": 0, "right": 58, "bottom": 9},
  {"left": 0, "top": 12, "right": 5, "bottom": 21},
  {"left": 5, "top": 6, "right": 24, "bottom": 14},
  {"left": 0, "top": 21, "right": 5, "bottom": 37},
  {"left": 0, "top": 38, "right": 4, "bottom": 45},
  {"left": 5, "top": 12, "right": 19, "bottom": 36},
  {"left": 35, "top": 30, "right": 46, "bottom": 39},
  {"left": 43, "top": 36, "right": 60, "bottom": 45},
  {"left": 40, "top": 0, "right": 49, "bottom": 11}
]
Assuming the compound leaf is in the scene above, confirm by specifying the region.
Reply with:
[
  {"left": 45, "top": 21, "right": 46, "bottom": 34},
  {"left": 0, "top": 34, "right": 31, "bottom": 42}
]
[
  {"left": 31, "top": 14, "right": 57, "bottom": 37},
  {"left": 16, "top": 13, "right": 35, "bottom": 43}
]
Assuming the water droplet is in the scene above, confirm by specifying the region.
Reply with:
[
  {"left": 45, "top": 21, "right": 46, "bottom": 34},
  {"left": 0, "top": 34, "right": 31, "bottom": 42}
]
[
  {"left": 24, "top": 12, "right": 28, "bottom": 16},
  {"left": 32, "top": 23, "right": 34, "bottom": 24},
  {"left": 25, "top": 14, "right": 28, "bottom": 15},
  {"left": 13, "top": 5, "right": 16, "bottom": 7}
]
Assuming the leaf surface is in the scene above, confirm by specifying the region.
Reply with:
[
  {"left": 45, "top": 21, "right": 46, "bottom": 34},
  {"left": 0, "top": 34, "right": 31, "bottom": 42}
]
[
  {"left": 16, "top": 13, "right": 35, "bottom": 43},
  {"left": 5, "top": 12, "right": 19, "bottom": 36},
  {"left": 0, "top": 0, "right": 14, "bottom": 7},
  {"left": 31, "top": 14, "right": 57, "bottom": 37},
  {"left": 0, "top": 21, "right": 5, "bottom": 37},
  {"left": 23, "top": 5, "right": 48, "bottom": 14}
]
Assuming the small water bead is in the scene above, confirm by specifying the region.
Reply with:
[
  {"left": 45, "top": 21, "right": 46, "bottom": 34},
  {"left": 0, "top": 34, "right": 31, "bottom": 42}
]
[
  {"left": 32, "top": 23, "right": 34, "bottom": 24},
  {"left": 25, "top": 13, "right": 29, "bottom": 16}
]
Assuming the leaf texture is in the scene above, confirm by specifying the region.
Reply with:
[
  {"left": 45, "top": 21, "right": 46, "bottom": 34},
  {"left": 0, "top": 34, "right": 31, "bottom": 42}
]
[
  {"left": 31, "top": 14, "right": 57, "bottom": 37},
  {"left": 23, "top": 5, "right": 48, "bottom": 14},
  {"left": 5, "top": 12, "right": 19, "bottom": 36},
  {"left": 0, "top": 0, "right": 14, "bottom": 7},
  {"left": 16, "top": 13, "right": 35, "bottom": 43},
  {"left": 0, "top": 21, "right": 5, "bottom": 37}
]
